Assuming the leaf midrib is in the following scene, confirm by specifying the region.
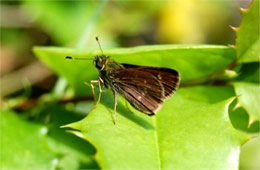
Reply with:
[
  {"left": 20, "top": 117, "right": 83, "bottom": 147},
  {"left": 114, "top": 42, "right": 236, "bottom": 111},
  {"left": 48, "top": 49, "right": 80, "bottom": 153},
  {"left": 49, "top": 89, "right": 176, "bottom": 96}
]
[
  {"left": 238, "top": 36, "right": 259, "bottom": 60},
  {"left": 152, "top": 117, "right": 162, "bottom": 170}
]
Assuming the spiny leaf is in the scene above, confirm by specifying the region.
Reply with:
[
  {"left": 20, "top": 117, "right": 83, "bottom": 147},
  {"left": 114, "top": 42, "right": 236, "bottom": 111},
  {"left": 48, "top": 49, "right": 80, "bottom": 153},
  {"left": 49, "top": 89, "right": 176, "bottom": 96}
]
[
  {"left": 34, "top": 45, "right": 235, "bottom": 96},
  {"left": 63, "top": 87, "right": 248, "bottom": 169},
  {"left": 233, "top": 82, "right": 260, "bottom": 124},
  {"left": 235, "top": 0, "right": 260, "bottom": 63}
]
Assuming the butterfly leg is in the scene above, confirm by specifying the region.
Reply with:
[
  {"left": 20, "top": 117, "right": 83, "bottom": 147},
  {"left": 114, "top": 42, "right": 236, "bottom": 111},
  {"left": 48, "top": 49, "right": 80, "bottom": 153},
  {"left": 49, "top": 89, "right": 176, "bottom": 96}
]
[
  {"left": 88, "top": 80, "right": 98, "bottom": 103},
  {"left": 112, "top": 90, "right": 118, "bottom": 125},
  {"left": 96, "top": 77, "right": 103, "bottom": 106},
  {"left": 88, "top": 78, "right": 103, "bottom": 106}
]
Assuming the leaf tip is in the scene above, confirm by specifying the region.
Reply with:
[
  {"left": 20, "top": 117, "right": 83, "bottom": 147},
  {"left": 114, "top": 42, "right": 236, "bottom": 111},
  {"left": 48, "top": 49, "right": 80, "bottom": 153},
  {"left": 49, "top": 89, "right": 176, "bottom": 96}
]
[
  {"left": 223, "top": 69, "right": 238, "bottom": 78},
  {"left": 248, "top": 116, "right": 256, "bottom": 127},
  {"left": 228, "top": 44, "right": 236, "bottom": 49},
  {"left": 232, "top": 98, "right": 242, "bottom": 111},
  {"left": 60, "top": 121, "right": 83, "bottom": 131},
  {"left": 66, "top": 130, "right": 85, "bottom": 138},
  {"left": 60, "top": 124, "right": 70, "bottom": 128},
  {"left": 239, "top": 7, "right": 248, "bottom": 14},
  {"left": 229, "top": 25, "right": 239, "bottom": 32},
  {"left": 224, "top": 96, "right": 238, "bottom": 114}
]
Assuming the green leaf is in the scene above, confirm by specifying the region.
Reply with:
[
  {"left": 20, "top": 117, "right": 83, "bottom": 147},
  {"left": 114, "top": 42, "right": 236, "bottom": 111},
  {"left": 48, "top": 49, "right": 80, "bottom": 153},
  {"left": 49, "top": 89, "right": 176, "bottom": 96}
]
[
  {"left": 64, "top": 87, "right": 248, "bottom": 169},
  {"left": 22, "top": 1, "right": 98, "bottom": 45},
  {"left": 235, "top": 62, "right": 260, "bottom": 83},
  {"left": 180, "top": 86, "right": 260, "bottom": 133},
  {"left": 178, "top": 85, "right": 235, "bottom": 103},
  {"left": 44, "top": 105, "right": 99, "bottom": 169},
  {"left": 34, "top": 45, "right": 236, "bottom": 95},
  {"left": 0, "top": 110, "right": 57, "bottom": 169},
  {"left": 0, "top": 108, "right": 98, "bottom": 169},
  {"left": 229, "top": 106, "right": 260, "bottom": 133},
  {"left": 236, "top": 0, "right": 260, "bottom": 63},
  {"left": 233, "top": 82, "right": 260, "bottom": 124},
  {"left": 240, "top": 136, "right": 260, "bottom": 169}
]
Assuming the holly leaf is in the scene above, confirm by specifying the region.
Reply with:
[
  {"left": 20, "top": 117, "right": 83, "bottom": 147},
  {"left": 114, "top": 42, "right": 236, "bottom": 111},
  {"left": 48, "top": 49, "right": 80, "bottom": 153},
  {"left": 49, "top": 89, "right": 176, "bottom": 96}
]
[
  {"left": 34, "top": 45, "right": 235, "bottom": 96},
  {"left": 63, "top": 87, "right": 248, "bottom": 169},
  {"left": 233, "top": 82, "right": 260, "bottom": 124},
  {"left": 235, "top": 0, "right": 260, "bottom": 63}
]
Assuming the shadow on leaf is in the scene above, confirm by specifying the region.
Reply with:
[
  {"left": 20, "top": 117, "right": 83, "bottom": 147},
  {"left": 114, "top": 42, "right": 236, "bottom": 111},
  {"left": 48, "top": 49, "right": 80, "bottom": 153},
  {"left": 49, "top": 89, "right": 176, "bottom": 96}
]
[{"left": 101, "top": 91, "right": 155, "bottom": 130}]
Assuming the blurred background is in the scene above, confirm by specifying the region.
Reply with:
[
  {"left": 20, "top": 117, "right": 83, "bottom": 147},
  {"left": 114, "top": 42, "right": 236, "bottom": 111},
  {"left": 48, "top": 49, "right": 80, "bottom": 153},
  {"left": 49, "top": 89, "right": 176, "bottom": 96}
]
[
  {"left": 0, "top": 0, "right": 252, "bottom": 97},
  {"left": 0, "top": 0, "right": 258, "bottom": 169}
]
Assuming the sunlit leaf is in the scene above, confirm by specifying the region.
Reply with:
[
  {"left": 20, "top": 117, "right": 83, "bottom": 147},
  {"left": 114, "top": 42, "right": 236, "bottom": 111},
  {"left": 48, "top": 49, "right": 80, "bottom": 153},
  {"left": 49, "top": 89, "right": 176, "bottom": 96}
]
[
  {"left": 233, "top": 82, "right": 260, "bottom": 124},
  {"left": 22, "top": 1, "right": 99, "bottom": 45},
  {"left": 63, "top": 87, "right": 248, "bottom": 169},
  {"left": 34, "top": 45, "right": 236, "bottom": 96},
  {"left": 0, "top": 110, "right": 57, "bottom": 169},
  {"left": 236, "top": 0, "right": 260, "bottom": 63},
  {"left": 44, "top": 106, "right": 99, "bottom": 169},
  {"left": 0, "top": 109, "right": 98, "bottom": 169},
  {"left": 240, "top": 136, "right": 260, "bottom": 169}
]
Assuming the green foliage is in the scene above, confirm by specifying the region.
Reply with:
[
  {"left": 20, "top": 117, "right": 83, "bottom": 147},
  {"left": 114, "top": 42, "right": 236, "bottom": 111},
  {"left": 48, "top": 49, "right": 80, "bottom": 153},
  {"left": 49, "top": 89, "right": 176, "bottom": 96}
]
[
  {"left": 22, "top": 1, "right": 99, "bottom": 45},
  {"left": 240, "top": 136, "right": 260, "bottom": 169},
  {"left": 64, "top": 88, "right": 248, "bottom": 169},
  {"left": 0, "top": 109, "right": 98, "bottom": 169},
  {"left": 32, "top": 43, "right": 255, "bottom": 169},
  {"left": 236, "top": 0, "right": 259, "bottom": 63},
  {"left": 233, "top": 82, "right": 260, "bottom": 124},
  {"left": 42, "top": 106, "right": 99, "bottom": 169},
  {"left": 2, "top": 0, "right": 259, "bottom": 169},
  {"left": 231, "top": 0, "right": 260, "bottom": 124},
  {"left": 0, "top": 110, "right": 56, "bottom": 169},
  {"left": 235, "top": 63, "right": 260, "bottom": 83},
  {"left": 34, "top": 45, "right": 235, "bottom": 95}
]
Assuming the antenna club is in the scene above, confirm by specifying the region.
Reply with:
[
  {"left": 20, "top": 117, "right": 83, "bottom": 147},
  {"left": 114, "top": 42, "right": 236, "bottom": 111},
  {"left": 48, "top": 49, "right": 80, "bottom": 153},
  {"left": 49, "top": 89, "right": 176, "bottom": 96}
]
[
  {"left": 95, "top": 37, "right": 104, "bottom": 55},
  {"left": 65, "top": 56, "right": 92, "bottom": 60},
  {"left": 66, "top": 56, "right": 73, "bottom": 59}
]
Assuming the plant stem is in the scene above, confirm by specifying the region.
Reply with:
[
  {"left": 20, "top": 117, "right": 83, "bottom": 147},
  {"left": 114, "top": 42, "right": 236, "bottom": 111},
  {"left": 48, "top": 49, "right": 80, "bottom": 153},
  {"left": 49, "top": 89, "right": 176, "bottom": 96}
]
[{"left": 76, "top": 0, "right": 108, "bottom": 49}]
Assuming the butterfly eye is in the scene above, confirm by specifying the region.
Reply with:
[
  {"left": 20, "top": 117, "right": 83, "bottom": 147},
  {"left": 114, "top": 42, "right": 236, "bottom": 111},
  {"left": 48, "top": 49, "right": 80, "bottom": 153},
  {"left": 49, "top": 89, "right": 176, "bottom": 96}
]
[
  {"left": 95, "top": 63, "right": 102, "bottom": 69},
  {"left": 95, "top": 60, "right": 103, "bottom": 70}
]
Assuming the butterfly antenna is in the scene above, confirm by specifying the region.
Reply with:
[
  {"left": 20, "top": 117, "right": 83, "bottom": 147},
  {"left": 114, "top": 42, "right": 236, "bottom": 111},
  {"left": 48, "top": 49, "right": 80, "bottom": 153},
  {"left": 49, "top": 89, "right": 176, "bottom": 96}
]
[
  {"left": 96, "top": 36, "right": 104, "bottom": 55},
  {"left": 65, "top": 56, "right": 92, "bottom": 60}
]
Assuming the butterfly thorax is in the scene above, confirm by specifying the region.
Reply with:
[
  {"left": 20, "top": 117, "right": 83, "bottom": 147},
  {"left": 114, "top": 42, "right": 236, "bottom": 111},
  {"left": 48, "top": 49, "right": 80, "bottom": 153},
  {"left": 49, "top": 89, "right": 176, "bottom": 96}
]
[{"left": 93, "top": 55, "right": 123, "bottom": 89}]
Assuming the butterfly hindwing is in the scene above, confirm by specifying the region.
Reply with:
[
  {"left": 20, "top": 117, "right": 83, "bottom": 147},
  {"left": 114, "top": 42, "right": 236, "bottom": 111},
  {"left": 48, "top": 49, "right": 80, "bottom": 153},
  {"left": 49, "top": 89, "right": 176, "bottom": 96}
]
[{"left": 110, "top": 64, "right": 180, "bottom": 115}]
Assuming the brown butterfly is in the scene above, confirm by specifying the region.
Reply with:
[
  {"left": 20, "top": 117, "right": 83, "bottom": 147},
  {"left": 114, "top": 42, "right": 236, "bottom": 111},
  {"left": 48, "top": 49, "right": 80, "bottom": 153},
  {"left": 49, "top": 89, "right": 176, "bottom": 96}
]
[{"left": 66, "top": 37, "right": 180, "bottom": 124}]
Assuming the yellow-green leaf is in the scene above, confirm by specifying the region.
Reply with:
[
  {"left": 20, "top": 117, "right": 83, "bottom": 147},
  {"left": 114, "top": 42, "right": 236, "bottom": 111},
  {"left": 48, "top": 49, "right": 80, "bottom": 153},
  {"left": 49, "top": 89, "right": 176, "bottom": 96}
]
[
  {"left": 233, "top": 82, "right": 260, "bottom": 124},
  {"left": 0, "top": 111, "right": 57, "bottom": 169},
  {"left": 34, "top": 45, "right": 235, "bottom": 96},
  {"left": 236, "top": 0, "right": 260, "bottom": 63},
  {"left": 64, "top": 87, "right": 248, "bottom": 169}
]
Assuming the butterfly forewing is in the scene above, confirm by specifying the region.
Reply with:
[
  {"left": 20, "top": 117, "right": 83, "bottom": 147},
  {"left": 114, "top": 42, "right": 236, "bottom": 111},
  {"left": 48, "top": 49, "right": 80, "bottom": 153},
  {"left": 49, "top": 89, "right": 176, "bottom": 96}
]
[
  {"left": 121, "top": 64, "right": 179, "bottom": 97},
  {"left": 111, "top": 65, "right": 180, "bottom": 115}
]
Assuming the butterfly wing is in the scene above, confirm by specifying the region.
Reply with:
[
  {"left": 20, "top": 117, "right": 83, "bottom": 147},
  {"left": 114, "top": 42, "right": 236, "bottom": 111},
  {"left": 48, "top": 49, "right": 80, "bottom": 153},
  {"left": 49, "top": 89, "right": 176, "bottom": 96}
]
[{"left": 111, "top": 64, "right": 180, "bottom": 115}]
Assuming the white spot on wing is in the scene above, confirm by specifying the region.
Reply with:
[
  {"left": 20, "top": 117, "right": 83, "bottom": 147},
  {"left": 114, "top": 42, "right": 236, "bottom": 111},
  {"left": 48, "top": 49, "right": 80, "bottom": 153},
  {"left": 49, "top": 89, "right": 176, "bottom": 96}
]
[{"left": 153, "top": 104, "right": 162, "bottom": 113}]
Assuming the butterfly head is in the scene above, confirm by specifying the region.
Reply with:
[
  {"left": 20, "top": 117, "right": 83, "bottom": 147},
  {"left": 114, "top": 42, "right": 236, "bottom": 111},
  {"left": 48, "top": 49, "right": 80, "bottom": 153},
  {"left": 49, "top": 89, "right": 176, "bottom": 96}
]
[{"left": 94, "top": 55, "right": 109, "bottom": 71}]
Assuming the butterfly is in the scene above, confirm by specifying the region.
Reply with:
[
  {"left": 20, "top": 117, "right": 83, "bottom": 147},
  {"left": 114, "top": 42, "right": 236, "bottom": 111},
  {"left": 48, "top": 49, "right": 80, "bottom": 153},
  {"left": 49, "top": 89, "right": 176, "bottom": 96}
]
[{"left": 66, "top": 37, "right": 180, "bottom": 124}]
